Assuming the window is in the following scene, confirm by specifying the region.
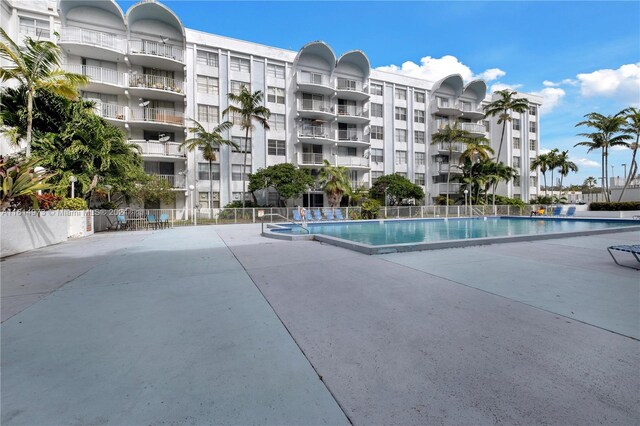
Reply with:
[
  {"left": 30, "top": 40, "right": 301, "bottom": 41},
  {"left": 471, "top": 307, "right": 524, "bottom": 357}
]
[
  {"left": 230, "top": 57, "right": 250, "bottom": 73},
  {"left": 338, "top": 146, "right": 357, "bottom": 157},
  {"left": 415, "top": 152, "right": 426, "bottom": 166},
  {"left": 198, "top": 163, "right": 220, "bottom": 180},
  {"left": 513, "top": 119, "right": 521, "bottom": 131},
  {"left": 512, "top": 137, "right": 521, "bottom": 149},
  {"left": 514, "top": 176, "right": 521, "bottom": 187},
  {"left": 415, "top": 173, "right": 425, "bottom": 186},
  {"left": 268, "top": 113, "right": 286, "bottom": 131},
  {"left": 370, "top": 83, "right": 383, "bottom": 96},
  {"left": 196, "top": 51, "right": 218, "bottom": 67},
  {"left": 414, "top": 110, "right": 425, "bottom": 123},
  {"left": 267, "top": 63, "right": 285, "bottom": 79},
  {"left": 19, "top": 17, "right": 49, "bottom": 38},
  {"left": 414, "top": 130, "right": 425, "bottom": 144},
  {"left": 437, "top": 96, "right": 449, "bottom": 107},
  {"left": 231, "top": 137, "right": 251, "bottom": 153},
  {"left": 197, "top": 75, "right": 218, "bottom": 95},
  {"left": 530, "top": 176, "right": 538, "bottom": 187},
  {"left": 371, "top": 125, "right": 384, "bottom": 140},
  {"left": 513, "top": 156, "right": 521, "bottom": 168},
  {"left": 529, "top": 121, "right": 537, "bottom": 133},
  {"left": 395, "top": 129, "right": 407, "bottom": 143},
  {"left": 395, "top": 88, "right": 407, "bottom": 100},
  {"left": 197, "top": 104, "right": 218, "bottom": 123},
  {"left": 371, "top": 171, "right": 383, "bottom": 182},
  {"left": 395, "top": 107, "right": 407, "bottom": 121},
  {"left": 268, "top": 139, "right": 286, "bottom": 156},
  {"left": 143, "top": 130, "right": 174, "bottom": 142},
  {"left": 370, "top": 148, "right": 383, "bottom": 163},
  {"left": 414, "top": 92, "right": 425, "bottom": 103},
  {"left": 529, "top": 105, "right": 537, "bottom": 116},
  {"left": 267, "top": 87, "right": 285, "bottom": 104},
  {"left": 483, "top": 120, "right": 490, "bottom": 132},
  {"left": 395, "top": 150, "right": 407, "bottom": 165},
  {"left": 232, "top": 165, "right": 250, "bottom": 181},
  {"left": 529, "top": 139, "right": 537, "bottom": 151},
  {"left": 230, "top": 81, "right": 250, "bottom": 95},
  {"left": 371, "top": 103, "right": 384, "bottom": 118}
]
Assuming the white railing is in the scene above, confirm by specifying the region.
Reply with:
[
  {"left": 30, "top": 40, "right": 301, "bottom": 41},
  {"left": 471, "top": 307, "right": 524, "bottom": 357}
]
[
  {"left": 298, "top": 125, "right": 333, "bottom": 139},
  {"left": 93, "top": 103, "right": 126, "bottom": 120},
  {"left": 433, "top": 182, "right": 462, "bottom": 193},
  {"left": 130, "top": 108, "right": 184, "bottom": 126},
  {"left": 152, "top": 174, "right": 185, "bottom": 188},
  {"left": 64, "top": 64, "right": 124, "bottom": 86},
  {"left": 299, "top": 99, "right": 333, "bottom": 113},
  {"left": 336, "top": 105, "right": 369, "bottom": 118},
  {"left": 131, "top": 140, "right": 185, "bottom": 157},
  {"left": 297, "top": 71, "right": 331, "bottom": 87},
  {"left": 438, "top": 163, "right": 462, "bottom": 173},
  {"left": 350, "top": 181, "right": 370, "bottom": 189},
  {"left": 129, "top": 74, "right": 184, "bottom": 94},
  {"left": 336, "top": 78, "right": 368, "bottom": 93},
  {"left": 59, "top": 27, "right": 126, "bottom": 53},
  {"left": 336, "top": 156, "right": 369, "bottom": 168},
  {"left": 436, "top": 142, "right": 464, "bottom": 152},
  {"left": 337, "top": 130, "right": 370, "bottom": 143},
  {"left": 461, "top": 123, "right": 486, "bottom": 134},
  {"left": 129, "top": 39, "right": 184, "bottom": 62},
  {"left": 299, "top": 152, "right": 328, "bottom": 165}
]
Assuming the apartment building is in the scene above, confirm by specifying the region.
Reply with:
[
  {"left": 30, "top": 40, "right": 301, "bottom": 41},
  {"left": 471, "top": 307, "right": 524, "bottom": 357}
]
[{"left": 1, "top": 0, "right": 542, "bottom": 209}]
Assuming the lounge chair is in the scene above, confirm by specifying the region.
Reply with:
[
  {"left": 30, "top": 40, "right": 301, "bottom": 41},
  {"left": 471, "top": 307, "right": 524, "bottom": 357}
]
[
  {"left": 324, "top": 209, "right": 335, "bottom": 220},
  {"left": 335, "top": 209, "right": 344, "bottom": 220},
  {"left": 115, "top": 215, "right": 128, "bottom": 230},
  {"left": 607, "top": 245, "right": 640, "bottom": 270},
  {"left": 159, "top": 213, "right": 170, "bottom": 228},
  {"left": 147, "top": 214, "right": 158, "bottom": 229},
  {"left": 305, "top": 210, "right": 313, "bottom": 222},
  {"left": 565, "top": 206, "right": 576, "bottom": 217},
  {"left": 292, "top": 209, "right": 302, "bottom": 222},
  {"left": 313, "top": 209, "right": 322, "bottom": 221},
  {"left": 551, "top": 206, "right": 562, "bottom": 216}
]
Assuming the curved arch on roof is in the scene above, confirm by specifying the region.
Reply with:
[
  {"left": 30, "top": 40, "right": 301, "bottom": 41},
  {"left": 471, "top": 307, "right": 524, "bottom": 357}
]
[
  {"left": 462, "top": 80, "right": 487, "bottom": 102},
  {"left": 431, "top": 74, "right": 464, "bottom": 98},
  {"left": 58, "top": 0, "right": 126, "bottom": 28},
  {"left": 293, "top": 41, "right": 336, "bottom": 73},
  {"left": 126, "top": 0, "right": 185, "bottom": 42},
  {"left": 336, "top": 50, "right": 371, "bottom": 79}
]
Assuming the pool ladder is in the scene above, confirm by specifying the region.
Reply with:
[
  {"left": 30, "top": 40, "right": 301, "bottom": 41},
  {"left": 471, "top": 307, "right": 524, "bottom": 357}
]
[{"left": 260, "top": 213, "right": 310, "bottom": 235}]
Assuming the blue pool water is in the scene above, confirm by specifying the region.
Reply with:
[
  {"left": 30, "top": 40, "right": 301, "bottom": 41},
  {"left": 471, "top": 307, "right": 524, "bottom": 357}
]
[{"left": 277, "top": 217, "right": 639, "bottom": 246}]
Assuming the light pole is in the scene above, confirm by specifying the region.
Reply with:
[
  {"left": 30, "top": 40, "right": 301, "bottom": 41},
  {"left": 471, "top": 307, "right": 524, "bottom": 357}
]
[
  {"left": 622, "top": 163, "right": 627, "bottom": 181},
  {"left": 69, "top": 175, "right": 77, "bottom": 198},
  {"left": 610, "top": 164, "right": 615, "bottom": 187},
  {"left": 189, "top": 184, "right": 196, "bottom": 225},
  {"left": 34, "top": 166, "right": 45, "bottom": 195},
  {"left": 463, "top": 189, "right": 468, "bottom": 216}
]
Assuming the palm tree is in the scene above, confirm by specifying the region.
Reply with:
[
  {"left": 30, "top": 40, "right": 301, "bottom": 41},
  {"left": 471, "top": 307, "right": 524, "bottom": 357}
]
[
  {"left": 583, "top": 176, "right": 597, "bottom": 203},
  {"left": 618, "top": 107, "right": 639, "bottom": 201},
  {"left": 223, "top": 85, "right": 270, "bottom": 207},
  {"left": 575, "top": 112, "right": 630, "bottom": 202},
  {"left": 180, "top": 119, "right": 236, "bottom": 210},
  {"left": 0, "top": 28, "right": 88, "bottom": 156},
  {"left": 546, "top": 148, "right": 560, "bottom": 193},
  {"left": 431, "top": 122, "right": 472, "bottom": 214},
  {"left": 318, "top": 160, "right": 351, "bottom": 208},
  {"left": 530, "top": 153, "right": 550, "bottom": 196},
  {"left": 556, "top": 150, "right": 579, "bottom": 194},
  {"left": 482, "top": 89, "right": 529, "bottom": 161},
  {"left": 459, "top": 138, "right": 494, "bottom": 164}
]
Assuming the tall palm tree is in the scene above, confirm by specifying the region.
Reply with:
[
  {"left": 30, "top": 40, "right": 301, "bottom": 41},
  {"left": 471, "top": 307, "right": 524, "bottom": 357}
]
[
  {"left": 575, "top": 112, "right": 630, "bottom": 202},
  {"left": 318, "top": 160, "right": 350, "bottom": 208},
  {"left": 180, "top": 119, "right": 236, "bottom": 210},
  {"left": 223, "top": 84, "right": 270, "bottom": 207},
  {"left": 556, "top": 150, "right": 579, "bottom": 193},
  {"left": 482, "top": 89, "right": 529, "bottom": 162},
  {"left": 530, "top": 153, "right": 550, "bottom": 196},
  {"left": 583, "top": 176, "right": 597, "bottom": 203},
  {"left": 0, "top": 28, "right": 88, "bottom": 156},
  {"left": 431, "top": 122, "right": 472, "bottom": 213},
  {"left": 546, "top": 148, "right": 560, "bottom": 193},
  {"left": 459, "top": 138, "right": 494, "bottom": 164},
  {"left": 618, "top": 107, "right": 640, "bottom": 201}
]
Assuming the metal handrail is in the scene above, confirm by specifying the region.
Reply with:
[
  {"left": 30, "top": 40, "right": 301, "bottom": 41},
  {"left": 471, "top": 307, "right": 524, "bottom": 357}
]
[{"left": 260, "top": 213, "right": 310, "bottom": 234}]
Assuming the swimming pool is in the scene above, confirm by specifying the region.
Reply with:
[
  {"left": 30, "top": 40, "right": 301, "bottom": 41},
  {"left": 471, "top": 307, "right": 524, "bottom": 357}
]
[{"left": 268, "top": 217, "right": 640, "bottom": 254}]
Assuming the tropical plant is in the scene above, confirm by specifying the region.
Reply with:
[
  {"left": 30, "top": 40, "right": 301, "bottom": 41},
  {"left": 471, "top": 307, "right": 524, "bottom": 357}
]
[
  {"left": 54, "top": 197, "right": 87, "bottom": 210},
  {"left": 0, "top": 157, "right": 54, "bottom": 211},
  {"left": 180, "top": 119, "right": 235, "bottom": 209},
  {"left": 459, "top": 138, "right": 494, "bottom": 164},
  {"left": 369, "top": 173, "right": 425, "bottom": 206},
  {"left": 223, "top": 84, "right": 270, "bottom": 207},
  {"left": 360, "top": 199, "right": 381, "bottom": 219},
  {"left": 431, "top": 122, "right": 472, "bottom": 211},
  {"left": 583, "top": 176, "right": 598, "bottom": 203},
  {"left": 618, "top": 107, "right": 640, "bottom": 201},
  {"left": 248, "top": 163, "right": 314, "bottom": 207},
  {"left": 546, "top": 148, "right": 560, "bottom": 192},
  {"left": 133, "top": 174, "right": 176, "bottom": 206},
  {"left": 575, "top": 112, "right": 630, "bottom": 202},
  {"left": 555, "top": 150, "right": 579, "bottom": 193},
  {"left": 530, "top": 153, "right": 551, "bottom": 196},
  {"left": 317, "top": 160, "right": 351, "bottom": 207},
  {"left": 0, "top": 28, "right": 88, "bottom": 156},
  {"left": 483, "top": 89, "right": 529, "bottom": 161}
]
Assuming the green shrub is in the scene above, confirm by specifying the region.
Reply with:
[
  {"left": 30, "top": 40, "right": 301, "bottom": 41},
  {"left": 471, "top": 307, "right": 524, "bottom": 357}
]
[
  {"left": 589, "top": 202, "right": 640, "bottom": 211},
  {"left": 361, "top": 199, "right": 381, "bottom": 219},
  {"left": 54, "top": 197, "right": 88, "bottom": 210},
  {"left": 493, "top": 195, "right": 526, "bottom": 207}
]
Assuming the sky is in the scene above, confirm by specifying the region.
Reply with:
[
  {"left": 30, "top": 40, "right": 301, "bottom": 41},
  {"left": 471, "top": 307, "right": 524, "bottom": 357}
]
[{"left": 117, "top": 0, "right": 640, "bottom": 186}]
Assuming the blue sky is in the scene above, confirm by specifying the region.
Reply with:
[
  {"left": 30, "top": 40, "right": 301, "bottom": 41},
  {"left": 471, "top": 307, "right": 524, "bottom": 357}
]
[{"left": 117, "top": 0, "right": 640, "bottom": 185}]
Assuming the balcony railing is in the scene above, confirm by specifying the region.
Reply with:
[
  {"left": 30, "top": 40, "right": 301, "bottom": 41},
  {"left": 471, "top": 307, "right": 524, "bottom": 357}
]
[
  {"left": 129, "top": 39, "right": 184, "bottom": 62},
  {"left": 336, "top": 105, "right": 369, "bottom": 118},
  {"left": 59, "top": 27, "right": 126, "bottom": 53},
  {"left": 299, "top": 99, "right": 333, "bottom": 113},
  {"left": 336, "top": 156, "right": 369, "bottom": 168},
  {"left": 132, "top": 140, "right": 185, "bottom": 157},
  {"left": 433, "top": 183, "right": 462, "bottom": 194},
  {"left": 436, "top": 142, "right": 464, "bottom": 152},
  {"left": 297, "top": 71, "right": 332, "bottom": 88},
  {"left": 93, "top": 103, "right": 126, "bottom": 120},
  {"left": 298, "top": 125, "right": 332, "bottom": 139},
  {"left": 336, "top": 78, "right": 367, "bottom": 93},
  {"left": 460, "top": 123, "right": 486, "bottom": 134},
  {"left": 65, "top": 64, "right": 124, "bottom": 86},
  {"left": 299, "top": 152, "right": 328, "bottom": 165},
  {"left": 337, "top": 130, "right": 370, "bottom": 143},
  {"left": 350, "top": 181, "right": 370, "bottom": 189},
  {"left": 152, "top": 173, "right": 185, "bottom": 188},
  {"left": 438, "top": 163, "right": 463, "bottom": 174},
  {"left": 130, "top": 108, "right": 184, "bottom": 126},
  {"left": 129, "top": 74, "right": 184, "bottom": 94}
]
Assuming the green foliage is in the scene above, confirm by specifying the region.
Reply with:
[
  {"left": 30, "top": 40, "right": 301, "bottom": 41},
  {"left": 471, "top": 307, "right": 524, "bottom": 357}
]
[
  {"left": 248, "top": 163, "right": 314, "bottom": 206},
  {"left": 589, "top": 201, "right": 640, "bottom": 211},
  {"left": 223, "top": 200, "right": 258, "bottom": 208},
  {"left": 54, "top": 197, "right": 87, "bottom": 210},
  {"left": 492, "top": 195, "right": 526, "bottom": 207},
  {"left": 361, "top": 199, "right": 381, "bottom": 219},
  {"left": 0, "top": 157, "right": 54, "bottom": 211},
  {"left": 133, "top": 174, "right": 176, "bottom": 204},
  {"left": 529, "top": 195, "right": 567, "bottom": 205},
  {"left": 369, "top": 173, "right": 425, "bottom": 206},
  {"left": 318, "top": 160, "right": 352, "bottom": 208}
]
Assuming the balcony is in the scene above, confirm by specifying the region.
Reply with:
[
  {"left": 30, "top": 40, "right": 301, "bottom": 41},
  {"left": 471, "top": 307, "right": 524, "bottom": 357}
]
[
  {"left": 295, "top": 71, "right": 335, "bottom": 96},
  {"left": 151, "top": 173, "right": 185, "bottom": 189},
  {"left": 437, "top": 163, "right": 463, "bottom": 174},
  {"left": 128, "top": 74, "right": 185, "bottom": 101},
  {"left": 131, "top": 140, "right": 185, "bottom": 158},
  {"left": 297, "top": 99, "right": 335, "bottom": 121},
  {"left": 460, "top": 122, "right": 487, "bottom": 137},
  {"left": 92, "top": 103, "right": 126, "bottom": 123},
  {"left": 337, "top": 129, "right": 370, "bottom": 147},
  {"left": 432, "top": 182, "right": 461, "bottom": 194},
  {"left": 336, "top": 156, "right": 370, "bottom": 169},
  {"left": 58, "top": 27, "right": 126, "bottom": 61},
  {"left": 128, "top": 39, "right": 185, "bottom": 71},
  {"left": 297, "top": 125, "right": 335, "bottom": 145},
  {"left": 435, "top": 142, "right": 465, "bottom": 153},
  {"left": 129, "top": 108, "right": 184, "bottom": 129},
  {"left": 336, "top": 78, "right": 369, "bottom": 101},
  {"left": 298, "top": 152, "right": 330, "bottom": 167},
  {"left": 350, "top": 181, "right": 370, "bottom": 190},
  {"left": 64, "top": 64, "right": 125, "bottom": 95},
  {"left": 336, "top": 105, "right": 370, "bottom": 124},
  {"left": 431, "top": 98, "right": 462, "bottom": 117},
  {"left": 459, "top": 102, "right": 485, "bottom": 120}
]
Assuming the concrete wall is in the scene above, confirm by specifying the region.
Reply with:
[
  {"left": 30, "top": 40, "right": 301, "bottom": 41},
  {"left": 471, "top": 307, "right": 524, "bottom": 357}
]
[{"left": 1, "top": 211, "right": 94, "bottom": 258}]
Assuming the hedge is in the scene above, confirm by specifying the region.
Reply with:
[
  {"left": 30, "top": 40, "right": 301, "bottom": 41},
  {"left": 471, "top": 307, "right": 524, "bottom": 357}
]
[{"left": 589, "top": 202, "right": 640, "bottom": 211}]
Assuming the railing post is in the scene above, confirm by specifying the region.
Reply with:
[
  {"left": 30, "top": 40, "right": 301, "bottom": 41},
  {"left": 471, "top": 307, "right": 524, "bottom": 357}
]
[
  {"left": 234, "top": 209, "right": 237, "bottom": 224},
  {"left": 252, "top": 208, "right": 256, "bottom": 223}
]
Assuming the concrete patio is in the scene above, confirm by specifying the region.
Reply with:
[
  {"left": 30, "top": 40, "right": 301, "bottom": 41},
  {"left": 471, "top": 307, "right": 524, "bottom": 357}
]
[{"left": 1, "top": 224, "right": 639, "bottom": 425}]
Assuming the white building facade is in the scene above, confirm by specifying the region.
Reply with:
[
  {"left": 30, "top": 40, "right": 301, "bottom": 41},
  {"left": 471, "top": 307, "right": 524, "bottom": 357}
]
[{"left": 1, "top": 0, "right": 542, "bottom": 208}]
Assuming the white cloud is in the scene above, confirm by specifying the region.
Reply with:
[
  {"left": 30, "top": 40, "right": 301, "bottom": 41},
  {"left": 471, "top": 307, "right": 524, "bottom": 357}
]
[
  {"left": 543, "top": 79, "right": 578, "bottom": 87},
  {"left": 375, "top": 55, "right": 506, "bottom": 83},
  {"left": 529, "top": 87, "right": 566, "bottom": 115},
  {"left": 489, "top": 82, "right": 523, "bottom": 93},
  {"left": 574, "top": 158, "right": 600, "bottom": 168},
  {"left": 577, "top": 63, "right": 640, "bottom": 101},
  {"left": 609, "top": 144, "right": 631, "bottom": 152}
]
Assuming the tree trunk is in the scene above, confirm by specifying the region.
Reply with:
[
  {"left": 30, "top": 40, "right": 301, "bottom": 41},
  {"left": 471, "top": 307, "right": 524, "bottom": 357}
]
[
  {"left": 604, "top": 147, "right": 610, "bottom": 202},
  {"left": 618, "top": 138, "right": 638, "bottom": 202},
  {"left": 25, "top": 88, "right": 34, "bottom": 157},
  {"left": 495, "top": 120, "right": 507, "bottom": 163},
  {"left": 542, "top": 172, "right": 547, "bottom": 197},
  {"left": 446, "top": 146, "right": 452, "bottom": 216},
  {"left": 209, "top": 160, "right": 213, "bottom": 212},
  {"left": 241, "top": 127, "right": 250, "bottom": 208}
]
